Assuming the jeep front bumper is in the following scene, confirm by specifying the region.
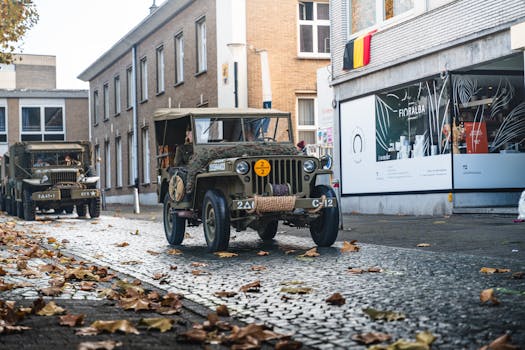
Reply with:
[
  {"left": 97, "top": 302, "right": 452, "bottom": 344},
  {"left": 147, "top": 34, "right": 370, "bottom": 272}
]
[
  {"left": 232, "top": 196, "right": 337, "bottom": 212},
  {"left": 32, "top": 189, "right": 100, "bottom": 201}
]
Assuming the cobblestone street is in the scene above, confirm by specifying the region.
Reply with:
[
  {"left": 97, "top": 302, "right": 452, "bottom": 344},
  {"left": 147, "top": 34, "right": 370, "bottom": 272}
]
[{"left": 4, "top": 211, "right": 523, "bottom": 349}]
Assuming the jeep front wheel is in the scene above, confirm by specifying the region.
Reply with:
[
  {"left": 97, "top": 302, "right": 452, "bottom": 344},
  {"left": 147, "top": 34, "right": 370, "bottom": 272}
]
[
  {"left": 89, "top": 197, "right": 101, "bottom": 218},
  {"left": 163, "top": 193, "right": 185, "bottom": 245},
  {"left": 202, "top": 189, "right": 230, "bottom": 252},
  {"left": 76, "top": 204, "right": 87, "bottom": 217},
  {"left": 309, "top": 185, "right": 339, "bottom": 247},
  {"left": 23, "top": 190, "right": 36, "bottom": 221},
  {"left": 257, "top": 220, "right": 278, "bottom": 241}
]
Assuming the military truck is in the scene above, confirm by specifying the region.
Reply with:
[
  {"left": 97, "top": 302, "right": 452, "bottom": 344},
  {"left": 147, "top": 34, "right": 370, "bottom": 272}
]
[
  {"left": 0, "top": 141, "right": 101, "bottom": 220},
  {"left": 155, "top": 108, "right": 338, "bottom": 252}
]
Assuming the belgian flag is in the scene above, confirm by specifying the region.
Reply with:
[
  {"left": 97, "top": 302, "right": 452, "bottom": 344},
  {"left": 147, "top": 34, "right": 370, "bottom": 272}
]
[{"left": 343, "top": 31, "right": 375, "bottom": 70}]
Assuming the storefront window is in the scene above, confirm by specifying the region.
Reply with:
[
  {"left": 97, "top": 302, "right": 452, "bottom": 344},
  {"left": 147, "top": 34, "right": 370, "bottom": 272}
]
[{"left": 375, "top": 76, "right": 451, "bottom": 162}]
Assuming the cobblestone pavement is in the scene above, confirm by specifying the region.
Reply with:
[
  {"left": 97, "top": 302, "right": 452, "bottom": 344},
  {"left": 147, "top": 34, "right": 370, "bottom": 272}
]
[{"left": 9, "top": 212, "right": 525, "bottom": 349}]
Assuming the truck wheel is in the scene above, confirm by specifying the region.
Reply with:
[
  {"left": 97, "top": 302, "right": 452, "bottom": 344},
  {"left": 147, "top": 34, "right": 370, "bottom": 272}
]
[
  {"left": 309, "top": 185, "right": 339, "bottom": 247},
  {"left": 163, "top": 193, "right": 185, "bottom": 245},
  {"left": 0, "top": 193, "right": 4, "bottom": 212},
  {"left": 89, "top": 197, "right": 101, "bottom": 218},
  {"left": 6, "top": 197, "right": 12, "bottom": 215},
  {"left": 23, "top": 190, "right": 36, "bottom": 221},
  {"left": 76, "top": 204, "right": 87, "bottom": 217},
  {"left": 202, "top": 189, "right": 230, "bottom": 252},
  {"left": 257, "top": 220, "right": 278, "bottom": 241},
  {"left": 16, "top": 201, "right": 23, "bottom": 218},
  {"left": 64, "top": 206, "right": 74, "bottom": 214}
]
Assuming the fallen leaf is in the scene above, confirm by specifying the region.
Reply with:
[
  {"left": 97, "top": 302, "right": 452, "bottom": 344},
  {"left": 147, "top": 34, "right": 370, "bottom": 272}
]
[
  {"left": 78, "top": 340, "right": 123, "bottom": 350},
  {"left": 214, "top": 251, "right": 238, "bottom": 258},
  {"left": 138, "top": 317, "right": 174, "bottom": 332},
  {"left": 191, "top": 270, "right": 209, "bottom": 276},
  {"left": 368, "top": 267, "right": 382, "bottom": 273},
  {"left": 190, "top": 262, "right": 208, "bottom": 267},
  {"left": 275, "top": 340, "right": 303, "bottom": 350},
  {"left": 284, "top": 249, "right": 296, "bottom": 255},
  {"left": 280, "top": 287, "right": 312, "bottom": 294},
  {"left": 59, "top": 314, "right": 85, "bottom": 327},
  {"left": 0, "top": 321, "right": 31, "bottom": 334},
  {"left": 300, "top": 247, "right": 320, "bottom": 257},
  {"left": 348, "top": 268, "right": 365, "bottom": 274},
  {"left": 326, "top": 292, "right": 346, "bottom": 306},
  {"left": 214, "top": 291, "right": 237, "bottom": 298},
  {"left": 90, "top": 320, "right": 139, "bottom": 334},
  {"left": 251, "top": 265, "right": 267, "bottom": 271},
  {"left": 153, "top": 273, "right": 167, "bottom": 280},
  {"left": 115, "top": 242, "right": 129, "bottom": 247},
  {"left": 417, "top": 243, "right": 431, "bottom": 247},
  {"left": 76, "top": 327, "right": 100, "bottom": 336},
  {"left": 167, "top": 249, "right": 182, "bottom": 255},
  {"left": 80, "top": 281, "right": 97, "bottom": 291},
  {"left": 61, "top": 239, "right": 70, "bottom": 244},
  {"left": 119, "top": 297, "right": 151, "bottom": 311},
  {"left": 147, "top": 250, "right": 160, "bottom": 256},
  {"left": 0, "top": 267, "right": 7, "bottom": 276},
  {"left": 36, "top": 301, "right": 65, "bottom": 316},
  {"left": 341, "top": 240, "right": 360, "bottom": 253},
  {"left": 480, "top": 288, "right": 500, "bottom": 305},
  {"left": 352, "top": 332, "right": 392, "bottom": 345},
  {"left": 47, "top": 237, "right": 57, "bottom": 244},
  {"left": 480, "top": 267, "right": 511, "bottom": 274},
  {"left": 415, "top": 331, "right": 436, "bottom": 345},
  {"left": 511, "top": 272, "right": 524, "bottom": 279},
  {"left": 39, "top": 286, "right": 63, "bottom": 296},
  {"left": 240, "top": 280, "right": 261, "bottom": 293},
  {"left": 170, "top": 265, "right": 178, "bottom": 270},
  {"left": 120, "top": 260, "right": 143, "bottom": 265},
  {"left": 479, "top": 333, "right": 519, "bottom": 350},
  {"left": 257, "top": 251, "right": 270, "bottom": 256},
  {"left": 363, "top": 307, "right": 405, "bottom": 321},
  {"left": 177, "top": 329, "right": 207, "bottom": 343},
  {"left": 216, "top": 304, "right": 229, "bottom": 317}
]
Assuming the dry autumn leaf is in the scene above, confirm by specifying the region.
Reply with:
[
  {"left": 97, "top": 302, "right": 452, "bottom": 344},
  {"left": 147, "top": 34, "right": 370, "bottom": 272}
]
[
  {"left": 147, "top": 250, "right": 161, "bottom": 256},
  {"left": 480, "top": 288, "right": 500, "bottom": 305},
  {"left": 363, "top": 307, "right": 405, "bottom": 321},
  {"left": 90, "top": 320, "right": 140, "bottom": 334},
  {"left": 39, "top": 286, "right": 63, "bottom": 296},
  {"left": 214, "top": 251, "right": 238, "bottom": 258},
  {"left": 280, "top": 287, "right": 312, "bottom": 294},
  {"left": 78, "top": 340, "right": 122, "bottom": 350},
  {"left": 417, "top": 243, "right": 431, "bottom": 247},
  {"left": 177, "top": 328, "right": 207, "bottom": 343},
  {"left": 191, "top": 270, "right": 209, "bottom": 276},
  {"left": 120, "top": 260, "right": 143, "bottom": 265},
  {"left": 251, "top": 265, "right": 267, "bottom": 271},
  {"left": 257, "top": 251, "right": 270, "bottom": 256},
  {"left": 119, "top": 297, "right": 151, "bottom": 311},
  {"left": 190, "top": 262, "right": 208, "bottom": 267},
  {"left": 153, "top": 273, "right": 167, "bottom": 280},
  {"left": 480, "top": 267, "right": 511, "bottom": 274},
  {"left": 76, "top": 327, "right": 100, "bottom": 336},
  {"left": 167, "top": 248, "right": 183, "bottom": 255},
  {"left": 479, "top": 333, "right": 519, "bottom": 350},
  {"left": 348, "top": 268, "right": 365, "bottom": 274},
  {"left": 216, "top": 304, "right": 230, "bottom": 317},
  {"left": 300, "top": 247, "right": 320, "bottom": 257},
  {"left": 275, "top": 339, "right": 303, "bottom": 350},
  {"left": 351, "top": 332, "right": 392, "bottom": 345},
  {"left": 115, "top": 242, "right": 129, "bottom": 247},
  {"left": 138, "top": 317, "right": 174, "bottom": 332},
  {"left": 36, "top": 301, "right": 65, "bottom": 316},
  {"left": 59, "top": 314, "right": 85, "bottom": 327},
  {"left": 214, "top": 291, "right": 238, "bottom": 298},
  {"left": 240, "top": 280, "right": 261, "bottom": 293},
  {"left": 326, "top": 292, "right": 346, "bottom": 306},
  {"left": 341, "top": 240, "right": 360, "bottom": 253}
]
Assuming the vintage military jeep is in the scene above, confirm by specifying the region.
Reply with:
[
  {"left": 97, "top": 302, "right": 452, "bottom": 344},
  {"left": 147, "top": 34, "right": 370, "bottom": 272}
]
[
  {"left": 155, "top": 108, "right": 338, "bottom": 251},
  {"left": 0, "top": 141, "right": 100, "bottom": 220}
]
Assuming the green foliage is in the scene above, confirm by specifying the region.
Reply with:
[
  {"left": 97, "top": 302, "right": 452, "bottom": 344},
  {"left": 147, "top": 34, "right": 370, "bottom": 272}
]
[{"left": 0, "top": 0, "right": 39, "bottom": 64}]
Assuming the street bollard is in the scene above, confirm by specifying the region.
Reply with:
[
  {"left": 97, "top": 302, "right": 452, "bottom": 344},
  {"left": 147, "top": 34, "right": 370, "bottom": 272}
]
[
  {"left": 133, "top": 187, "right": 140, "bottom": 214},
  {"left": 331, "top": 178, "right": 344, "bottom": 230}
]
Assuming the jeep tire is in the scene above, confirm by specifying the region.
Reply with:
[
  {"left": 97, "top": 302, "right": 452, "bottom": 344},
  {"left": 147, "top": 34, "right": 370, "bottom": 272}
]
[
  {"left": 202, "top": 189, "right": 230, "bottom": 252},
  {"left": 16, "top": 200, "right": 23, "bottom": 219},
  {"left": 163, "top": 193, "right": 185, "bottom": 245},
  {"left": 89, "top": 197, "right": 101, "bottom": 218},
  {"left": 257, "top": 220, "right": 278, "bottom": 241},
  {"left": 76, "top": 204, "right": 87, "bottom": 217},
  {"left": 23, "top": 189, "right": 36, "bottom": 221},
  {"left": 309, "top": 185, "right": 339, "bottom": 247}
]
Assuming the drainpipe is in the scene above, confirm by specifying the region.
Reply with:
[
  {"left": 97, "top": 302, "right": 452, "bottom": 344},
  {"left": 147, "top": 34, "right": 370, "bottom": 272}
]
[{"left": 132, "top": 45, "right": 140, "bottom": 214}]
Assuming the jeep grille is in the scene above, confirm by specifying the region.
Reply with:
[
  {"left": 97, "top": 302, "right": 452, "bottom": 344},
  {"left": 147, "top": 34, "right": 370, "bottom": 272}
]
[
  {"left": 50, "top": 172, "right": 77, "bottom": 184},
  {"left": 250, "top": 159, "right": 303, "bottom": 195}
]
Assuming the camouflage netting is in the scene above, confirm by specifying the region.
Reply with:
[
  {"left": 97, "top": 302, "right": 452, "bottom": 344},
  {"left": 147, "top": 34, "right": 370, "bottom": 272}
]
[{"left": 185, "top": 143, "right": 299, "bottom": 193}]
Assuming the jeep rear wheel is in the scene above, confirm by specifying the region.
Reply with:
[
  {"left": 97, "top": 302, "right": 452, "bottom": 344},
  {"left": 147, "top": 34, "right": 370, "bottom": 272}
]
[
  {"left": 202, "top": 189, "right": 230, "bottom": 252},
  {"left": 16, "top": 200, "right": 23, "bottom": 218},
  {"left": 76, "top": 204, "right": 87, "bottom": 217},
  {"left": 23, "top": 190, "right": 36, "bottom": 221},
  {"left": 64, "top": 206, "right": 74, "bottom": 214},
  {"left": 257, "top": 220, "right": 278, "bottom": 241},
  {"left": 163, "top": 193, "right": 186, "bottom": 245},
  {"left": 309, "top": 185, "right": 339, "bottom": 247},
  {"left": 89, "top": 197, "right": 101, "bottom": 218}
]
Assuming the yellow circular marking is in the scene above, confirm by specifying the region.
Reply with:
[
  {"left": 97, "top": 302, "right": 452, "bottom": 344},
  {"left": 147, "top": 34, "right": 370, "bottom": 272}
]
[{"left": 254, "top": 159, "right": 271, "bottom": 177}]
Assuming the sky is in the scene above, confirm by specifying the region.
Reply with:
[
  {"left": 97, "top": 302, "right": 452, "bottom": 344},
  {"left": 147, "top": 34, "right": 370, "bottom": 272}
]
[{"left": 20, "top": 0, "right": 159, "bottom": 89}]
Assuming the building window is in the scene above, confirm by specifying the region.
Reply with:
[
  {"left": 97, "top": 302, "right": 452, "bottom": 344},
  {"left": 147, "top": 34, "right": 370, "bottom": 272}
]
[
  {"left": 126, "top": 67, "right": 133, "bottom": 108},
  {"left": 156, "top": 45, "right": 165, "bottom": 94},
  {"left": 299, "top": 1, "right": 330, "bottom": 56},
  {"left": 349, "top": 0, "right": 414, "bottom": 34},
  {"left": 21, "top": 105, "right": 65, "bottom": 141},
  {"left": 93, "top": 90, "right": 99, "bottom": 124},
  {"left": 128, "top": 132, "right": 134, "bottom": 186},
  {"left": 196, "top": 17, "right": 207, "bottom": 73},
  {"left": 297, "top": 98, "right": 317, "bottom": 145},
  {"left": 175, "top": 32, "right": 184, "bottom": 84},
  {"left": 104, "top": 140, "right": 111, "bottom": 189},
  {"left": 140, "top": 57, "right": 148, "bottom": 101},
  {"left": 115, "top": 136, "right": 122, "bottom": 187},
  {"left": 0, "top": 106, "right": 6, "bottom": 142},
  {"left": 114, "top": 75, "right": 121, "bottom": 115},
  {"left": 103, "top": 83, "right": 109, "bottom": 120},
  {"left": 142, "top": 128, "right": 150, "bottom": 184},
  {"left": 94, "top": 144, "right": 101, "bottom": 187}
]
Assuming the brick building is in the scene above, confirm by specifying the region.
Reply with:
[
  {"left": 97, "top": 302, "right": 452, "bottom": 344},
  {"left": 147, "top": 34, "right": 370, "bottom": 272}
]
[
  {"left": 330, "top": 0, "right": 525, "bottom": 215},
  {"left": 78, "top": 0, "right": 330, "bottom": 204},
  {"left": 0, "top": 54, "right": 89, "bottom": 156}
]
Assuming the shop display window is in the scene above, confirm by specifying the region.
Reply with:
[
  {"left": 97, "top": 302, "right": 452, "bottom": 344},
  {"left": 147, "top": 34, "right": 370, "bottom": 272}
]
[{"left": 375, "top": 76, "right": 451, "bottom": 162}]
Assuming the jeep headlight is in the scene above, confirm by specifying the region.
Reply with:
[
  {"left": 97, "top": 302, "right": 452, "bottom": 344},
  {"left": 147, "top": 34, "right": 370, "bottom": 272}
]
[
  {"left": 235, "top": 161, "right": 250, "bottom": 175},
  {"left": 303, "top": 159, "right": 316, "bottom": 173},
  {"left": 320, "top": 155, "right": 333, "bottom": 170}
]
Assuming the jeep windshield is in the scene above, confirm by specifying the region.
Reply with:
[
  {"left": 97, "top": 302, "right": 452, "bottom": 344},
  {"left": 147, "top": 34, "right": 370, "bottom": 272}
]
[
  {"left": 193, "top": 115, "right": 292, "bottom": 144},
  {"left": 30, "top": 151, "right": 83, "bottom": 167}
]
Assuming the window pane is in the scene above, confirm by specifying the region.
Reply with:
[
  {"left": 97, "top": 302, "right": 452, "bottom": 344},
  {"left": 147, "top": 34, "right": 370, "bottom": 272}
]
[
  {"left": 196, "top": 19, "right": 207, "bottom": 72},
  {"left": 0, "top": 107, "right": 5, "bottom": 132},
  {"left": 317, "top": 25, "right": 330, "bottom": 53},
  {"left": 317, "top": 3, "right": 329, "bottom": 20},
  {"left": 22, "top": 107, "right": 41, "bottom": 132},
  {"left": 93, "top": 91, "right": 99, "bottom": 123},
  {"left": 299, "top": 131, "right": 316, "bottom": 145},
  {"left": 44, "top": 107, "right": 63, "bottom": 131},
  {"left": 140, "top": 58, "right": 148, "bottom": 100},
  {"left": 299, "top": 2, "right": 313, "bottom": 20},
  {"left": 298, "top": 99, "right": 315, "bottom": 125},
  {"left": 351, "top": 0, "right": 376, "bottom": 33},
  {"left": 385, "top": 0, "right": 414, "bottom": 19},
  {"left": 156, "top": 46, "right": 165, "bottom": 93},
  {"left": 126, "top": 68, "right": 133, "bottom": 108},
  {"left": 300, "top": 25, "right": 313, "bottom": 52},
  {"left": 175, "top": 34, "right": 184, "bottom": 83},
  {"left": 103, "top": 84, "right": 109, "bottom": 119},
  {"left": 114, "top": 76, "right": 121, "bottom": 114}
]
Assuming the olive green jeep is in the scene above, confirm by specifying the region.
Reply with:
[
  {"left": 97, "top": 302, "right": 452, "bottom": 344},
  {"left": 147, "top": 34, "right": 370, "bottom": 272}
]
[
  {"left": 0, "top": 141, "right": 101, "bottom": 220},
  {"left": 155, "top": 108, "right": 338, "bottom": 251}
]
